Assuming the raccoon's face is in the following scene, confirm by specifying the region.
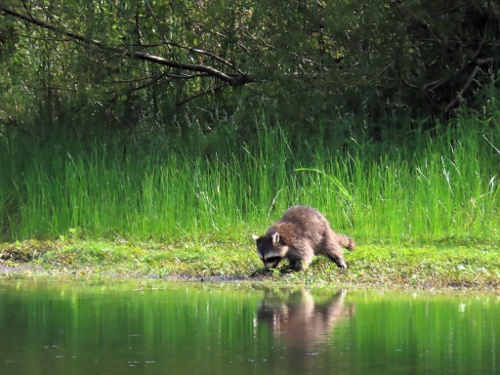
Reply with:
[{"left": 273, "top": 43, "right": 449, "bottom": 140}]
[{"left": 253, "top": 232, "right": 288, "bottom": 269}]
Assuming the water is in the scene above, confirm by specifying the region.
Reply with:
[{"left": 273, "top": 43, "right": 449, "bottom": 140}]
[{"left": 0, "top": 279, "right": 498, "bottom": 375}]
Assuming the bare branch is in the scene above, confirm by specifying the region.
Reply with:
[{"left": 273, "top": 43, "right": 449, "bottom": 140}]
[
  {"left": 476, "top": 56, "right": 500, "bottom": 66},
  {"left": 0, "top": 4, "right": 253, "bottom": 86},
  {"left": 444, "top": 65, "right": 479, "bottom": 113},
  {"left": 163, "top": 41, "right": 247, "bottom": 76},
  {"left": 422, "top": 44, "right": 484, "bottom": 92},
  {"left": 0, "top": 4, "right": 106, "bottom": 49}
]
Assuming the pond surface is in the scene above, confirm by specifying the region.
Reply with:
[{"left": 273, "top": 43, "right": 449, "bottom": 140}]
[{"left": 0, "top": 279, "right": 498, "bottom": 375}]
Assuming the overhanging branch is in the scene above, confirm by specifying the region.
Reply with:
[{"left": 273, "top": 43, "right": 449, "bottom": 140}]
[{"left": 0, "top": 4, "right": 253, "bottom": 86}]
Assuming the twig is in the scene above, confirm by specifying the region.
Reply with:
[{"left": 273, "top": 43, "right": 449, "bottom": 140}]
[
  {"left": 444, "top": 65, "right": 479, "bottom": 113},
  {"left": 476, "top": 56, "right": 500, "bottom": 66},
  {"left": 422, "top": 43, "right": 484, "bottom": 92},
  {"left": 176, "top": 83, "right": 230, "bottom": 106}
]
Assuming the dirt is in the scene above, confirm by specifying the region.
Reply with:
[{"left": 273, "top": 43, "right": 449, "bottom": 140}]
[{"left": 0, "top": 264, "right": 47, "bottom": 275}]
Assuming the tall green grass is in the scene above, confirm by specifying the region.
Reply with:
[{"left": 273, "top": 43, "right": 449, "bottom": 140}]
[{"left": 0, "top": 114, "right": 498, "bottom": 245}]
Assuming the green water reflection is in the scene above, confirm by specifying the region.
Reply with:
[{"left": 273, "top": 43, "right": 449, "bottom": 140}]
[{"left": 0, "top": 280, "right": 498, "bottom": 375}]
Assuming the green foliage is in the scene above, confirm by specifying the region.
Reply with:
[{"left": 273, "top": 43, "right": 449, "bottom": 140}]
[{"left": 1, "top": 0, "right": 499, "bottom": 137}]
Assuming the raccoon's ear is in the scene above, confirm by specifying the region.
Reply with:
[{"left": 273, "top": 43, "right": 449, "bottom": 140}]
[
  {"left": 252, "top": 234, "right": 260, "bottom": 242},
  {"left": 271, "top": 232, "right": 280, "bottom": 245}
]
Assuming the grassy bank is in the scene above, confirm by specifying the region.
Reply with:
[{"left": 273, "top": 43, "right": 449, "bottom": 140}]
[
  {"left": 0, "top": 110, "right": 499, "bottom": 289},
  {"left": 1, "top": 238, "right": 499, "bottom": 290}
]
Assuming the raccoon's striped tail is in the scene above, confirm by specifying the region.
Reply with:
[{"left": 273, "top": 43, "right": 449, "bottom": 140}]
[{"left": 336, "top": 234, "right": 355, "bottom": 251}]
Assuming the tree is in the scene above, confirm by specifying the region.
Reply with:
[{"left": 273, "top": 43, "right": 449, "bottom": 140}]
[{"left": 1, "top": 0, "right": 499, "bottom": 138}]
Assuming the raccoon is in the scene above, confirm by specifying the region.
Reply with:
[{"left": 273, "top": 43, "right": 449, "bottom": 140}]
[{"left": 253, "top": 205, "right": 355, "bottom": 271}]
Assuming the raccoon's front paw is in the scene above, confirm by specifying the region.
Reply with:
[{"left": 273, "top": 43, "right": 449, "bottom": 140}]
[{"left": 289, "top": 260, "right": 307, "bottom": 272}]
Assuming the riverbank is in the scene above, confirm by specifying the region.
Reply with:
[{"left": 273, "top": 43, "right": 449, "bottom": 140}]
[{"left": 1, "top": 239, "right": 499, "bottom": 290}]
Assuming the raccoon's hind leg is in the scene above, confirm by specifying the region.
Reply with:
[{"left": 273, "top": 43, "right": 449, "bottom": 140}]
[
  {"left": 288, "top": 249, "right": 314, "bottom": 272},
  {"left": 323, "top": 233, "right": 348, "bottom": 269},
  {"left": 326, "top": 252, "right": 347, "bottom": 269}
]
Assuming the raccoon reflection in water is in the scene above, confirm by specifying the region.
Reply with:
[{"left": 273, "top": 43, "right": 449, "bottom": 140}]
[
  {"left": 256, "top": 289, "right": 355, "bottom": 353},
  {"left": 253, "top": 206, "right": 355, "bottom": 271}
]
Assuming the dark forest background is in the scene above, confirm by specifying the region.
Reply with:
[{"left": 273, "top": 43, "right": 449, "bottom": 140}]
[{"left": 1, "top": 0, "right": 499, "bottom": 143}]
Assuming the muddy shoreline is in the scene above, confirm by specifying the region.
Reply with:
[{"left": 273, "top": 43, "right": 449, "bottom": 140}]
[
  {"left": 1, "top": 239, "right": 499, "bottom": 290},
  {"left": 1, "top": 263, "right": 498, "bottom": 292}
]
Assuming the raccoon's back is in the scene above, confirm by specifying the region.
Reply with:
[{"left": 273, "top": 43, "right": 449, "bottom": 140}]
[
  {"left": 276, "top": 206, "right": 354, "bottom": 249},
  {"left": 280, "top": 206, "right": 325, "bottom": 221},
  {"left": 278, "top": 206, "right": 329, "bottom": 231}
]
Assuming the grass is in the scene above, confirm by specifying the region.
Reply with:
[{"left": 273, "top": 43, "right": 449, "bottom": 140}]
[
  {"left": 0, "top": 110, "right": 499, "bottom": 288},
  {"left": 1, "top": 116, "right": 498, "bottom": 244}
]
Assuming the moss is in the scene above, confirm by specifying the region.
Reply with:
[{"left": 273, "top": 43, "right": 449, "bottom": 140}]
[{"left": 0, "top": 239, "right": 499, "bottom": 290}]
